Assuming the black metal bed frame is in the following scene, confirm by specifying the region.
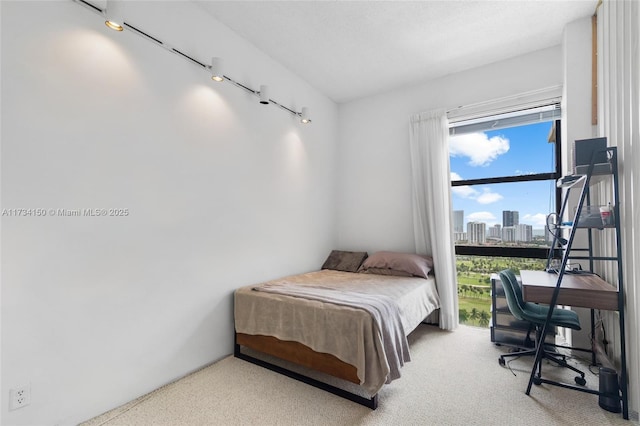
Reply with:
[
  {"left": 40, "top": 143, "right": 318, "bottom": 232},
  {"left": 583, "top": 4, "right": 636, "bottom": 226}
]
[{"left": 234, "top": 332, "right": 378, "bottom": 409}]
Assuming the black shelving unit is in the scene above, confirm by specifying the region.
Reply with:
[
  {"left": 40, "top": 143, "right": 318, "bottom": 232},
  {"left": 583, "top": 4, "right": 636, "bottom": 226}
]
[{"left": 528, "top": 145, "right": 628, "bottom": 419}]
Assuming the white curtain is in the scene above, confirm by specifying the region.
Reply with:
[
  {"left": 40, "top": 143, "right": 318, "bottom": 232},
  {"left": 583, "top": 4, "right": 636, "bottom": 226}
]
[{"left": 409, "top": 110, "right": 459, "bottom": 330}]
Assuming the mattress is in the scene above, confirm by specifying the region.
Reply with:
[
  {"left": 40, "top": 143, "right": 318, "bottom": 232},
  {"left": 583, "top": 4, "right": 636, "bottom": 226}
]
[{"left": 234, "top": 269, "right": 440, "bottom": 394}]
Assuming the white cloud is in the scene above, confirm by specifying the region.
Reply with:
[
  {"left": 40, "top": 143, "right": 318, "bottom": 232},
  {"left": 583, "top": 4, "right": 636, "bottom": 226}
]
[
  {"left": 476, "top": 188, "right": 503, "bottom": 204},
  {"left": 522, "top": 213, "right": 549, "bottom": 228},
  {"left": 468, "top": 211, "right": 496, "bottom": 222},
  {"left": 450, "top": 174, "right": 503, "bottom": 204},
  {"left": 450, "top": 172, "right": 479, "bottom": 198},
  {"left": 452, "top": 186, "right": 478, "bottom": 198},
  {"left": 450, "top": 132, "right": 510, "bottom": 166}
]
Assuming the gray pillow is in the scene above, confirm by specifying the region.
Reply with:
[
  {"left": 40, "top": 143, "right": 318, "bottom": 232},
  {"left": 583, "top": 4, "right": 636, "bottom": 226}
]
[
  {"left": 321, "top": 250, "right": 368, "bottom": 273},
  {"left": 358, "top": 251, "right": 433, "bottom": 278}
]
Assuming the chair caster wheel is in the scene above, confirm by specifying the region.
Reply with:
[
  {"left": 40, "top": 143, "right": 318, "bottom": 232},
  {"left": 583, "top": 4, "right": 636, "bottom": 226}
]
[
  {"left": 499, "top": 358, "right": 505, "bottom": 367},
  {"left": 533, "top": 377, "right": 542, "bottom": 385},
  {"left": 575, "top": 376, "right": 586, "bottom": 386}
]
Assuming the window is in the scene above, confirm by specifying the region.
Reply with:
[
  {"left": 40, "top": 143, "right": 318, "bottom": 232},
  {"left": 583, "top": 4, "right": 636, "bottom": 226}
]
[{"left": 448, "top": 105, "right": 562, "bottom": 327}]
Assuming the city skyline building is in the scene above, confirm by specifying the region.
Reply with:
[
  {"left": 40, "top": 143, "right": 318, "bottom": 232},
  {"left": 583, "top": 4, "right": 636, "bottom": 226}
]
[
  {"left": 453, "top": 232, "right": 467, "bottom": 242},
  {"left": 488, "top": 224, "right": 502, "bottom": 239},
  {"left": 453, "top": 210, "right": 464, "bottom": 233},
  {"left": 455, "top": 208, "right": 548, "bottom": 246},
  {"left": 515, "top": 223, "right": 533, "bottom": 242},
  {"left": 502, "top": 210, "right": 519, "bottom": 227},
  {"left": 467, "top": 221, "right": 486, "bottom": 244},
  {"left": 502, "top": 226, "right": 516, "bottom": 242}
]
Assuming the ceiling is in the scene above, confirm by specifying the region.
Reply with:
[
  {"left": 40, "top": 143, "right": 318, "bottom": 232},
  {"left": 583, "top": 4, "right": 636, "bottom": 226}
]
[{"left": 195, "top": 1, "right": 597, "bottom": 104}]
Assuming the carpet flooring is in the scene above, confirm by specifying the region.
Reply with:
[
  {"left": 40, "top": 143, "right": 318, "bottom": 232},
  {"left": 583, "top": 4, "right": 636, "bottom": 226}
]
[{"left": 82, "top": 325, "right": 635, "bottom": 425}]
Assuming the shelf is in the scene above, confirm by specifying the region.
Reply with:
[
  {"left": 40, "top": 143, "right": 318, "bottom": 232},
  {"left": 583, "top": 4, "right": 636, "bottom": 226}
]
[
  {"left": 574, "top": 223, "right": 616, "bottom": 229},
  {"left": 557, "top": 174, "right": 586, "bottom": 188},
  {"left": 557, "top": 168, "right": 612, "bottom": 188},
  {"left": 558, "top": 224, "right": 615, "bottom": 229},
  {"left": 539, "top": 146, "right": 627, "bottom": 418},
  {"left": 574, "top": 161, "right": 613, "bottom": 176}
]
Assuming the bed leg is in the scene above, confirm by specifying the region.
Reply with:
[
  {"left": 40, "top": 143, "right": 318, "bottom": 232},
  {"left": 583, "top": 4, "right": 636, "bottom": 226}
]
[
  {"left": 234, "top": 331, "right": 241, "bottom": 357},
  {"left": 370, "top": 394, "right": 378, "bottom": 409}
]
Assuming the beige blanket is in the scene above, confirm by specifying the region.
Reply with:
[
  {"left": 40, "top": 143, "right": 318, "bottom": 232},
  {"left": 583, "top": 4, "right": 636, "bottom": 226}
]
[{"left": 234, "top": 270, "right": 440, "bottom": 395}]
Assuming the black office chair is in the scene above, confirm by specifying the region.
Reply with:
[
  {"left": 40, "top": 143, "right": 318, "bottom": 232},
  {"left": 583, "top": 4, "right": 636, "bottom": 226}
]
[{"left": 498, "top": 269, "right": 586, "bottom": 386}]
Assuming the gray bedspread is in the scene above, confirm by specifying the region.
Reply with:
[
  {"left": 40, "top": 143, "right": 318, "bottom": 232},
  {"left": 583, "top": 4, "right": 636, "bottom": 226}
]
[
  {"left": 235, "top": 270, "right": 440, "bottom": 395},
  {"left": 254, "top": 283, "right": 410, "bottom": 383}
]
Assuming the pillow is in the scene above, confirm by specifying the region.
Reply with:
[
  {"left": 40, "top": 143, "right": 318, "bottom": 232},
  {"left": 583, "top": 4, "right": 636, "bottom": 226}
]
[
  {"left": 359, "top": 251, "right": 433, "bottom": 279},
  {"left": 321, "top": 250, "right": 368, "bottom": 273}
]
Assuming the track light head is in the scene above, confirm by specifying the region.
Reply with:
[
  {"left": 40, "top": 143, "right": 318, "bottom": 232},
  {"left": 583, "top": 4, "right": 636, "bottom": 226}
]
[
  {"left": 300, "top": 107, "right": 311, "bottom": 124},
  {"left": 104, "top": 0, "right": 124, "bottom": 31},
  {"left": 210, "top": 57, "right": 224, "bottom": 82},
  {"left": 259, "top": 85, "right": 270, "bottom": 105}
]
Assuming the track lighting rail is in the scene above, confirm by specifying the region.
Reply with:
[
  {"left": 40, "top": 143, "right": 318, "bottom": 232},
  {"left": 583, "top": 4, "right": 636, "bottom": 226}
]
[
  {"left": 73, "top": 0, "right": 311, "bottom": 123},
  {"left": 124, "top": 22, "right": 165, "bottom": 47}
]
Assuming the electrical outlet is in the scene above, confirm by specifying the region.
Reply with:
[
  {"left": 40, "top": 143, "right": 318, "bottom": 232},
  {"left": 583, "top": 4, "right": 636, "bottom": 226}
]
[{"left": 9, "top": 385, "right": 31, "bottom": 410}]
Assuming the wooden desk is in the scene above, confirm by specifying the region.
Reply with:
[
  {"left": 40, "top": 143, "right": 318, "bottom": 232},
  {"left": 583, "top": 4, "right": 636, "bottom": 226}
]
[{"left": 520, "top": 270, "right": 618, "bottom": 311}]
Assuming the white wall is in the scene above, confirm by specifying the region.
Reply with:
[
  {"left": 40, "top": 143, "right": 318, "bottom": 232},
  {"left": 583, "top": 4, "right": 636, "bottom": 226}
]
[
  {"left": 597, "top": 0, "right": 640, "bottom": 418},
  {"left": 561, "top": 17, "right": 596, "bottom": 353},
  {"left": 336, "top": 46, "right": 563, "bottom": 251},
  {"left": 0, "top": 2, "right": 338, "bottom": 425},
  {"left": 564, "top": 16, "right": 639, "bottom": 420}
]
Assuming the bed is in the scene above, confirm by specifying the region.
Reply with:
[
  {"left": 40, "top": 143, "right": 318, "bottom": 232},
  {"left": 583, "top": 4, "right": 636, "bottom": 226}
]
[{"left": 233, "top": 251, "right": 440, "bottom": 408}]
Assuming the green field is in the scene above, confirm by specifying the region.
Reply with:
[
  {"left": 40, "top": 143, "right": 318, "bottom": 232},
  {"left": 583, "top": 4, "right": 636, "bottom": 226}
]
[
  {"left": 458, "top": 297, "right": 491, "bottom": 327},
  {"left": 456, "top": 256, "right": 546, "bottom": 328}
]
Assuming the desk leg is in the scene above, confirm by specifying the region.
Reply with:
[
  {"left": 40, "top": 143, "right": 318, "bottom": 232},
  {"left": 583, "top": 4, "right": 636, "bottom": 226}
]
[{"left": 590, "top": 309, "right": 597, "bottom": 366}]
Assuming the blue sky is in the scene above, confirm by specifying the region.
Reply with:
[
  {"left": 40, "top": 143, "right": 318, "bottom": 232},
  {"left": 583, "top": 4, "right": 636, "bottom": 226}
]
[{"left": 449, "top": 121, "right": 556, "bottom": 230}]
